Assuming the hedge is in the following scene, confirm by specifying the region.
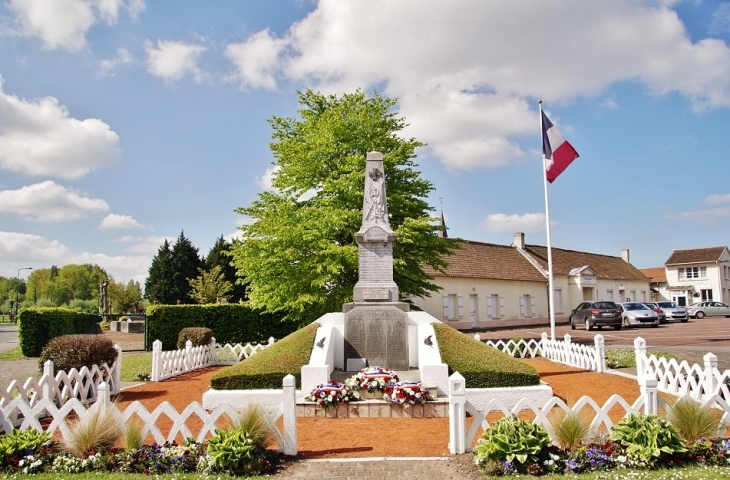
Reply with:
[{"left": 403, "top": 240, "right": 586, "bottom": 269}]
[
  {"left": 433, "top": 322, "right": 540, "bottom": 388},
  {"left": 18, "top": 307, "right": 101, "bottom": 358},
  {"left": 210, "top": 323, "right": 319, "bottom": 390},
  {"left": 145, "top": 304, "right": 300, "bottom": 351}
]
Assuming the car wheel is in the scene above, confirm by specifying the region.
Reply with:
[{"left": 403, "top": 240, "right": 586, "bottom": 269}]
[
  {"left": 570, "top": 316, "right": 575, "bottom": 330},
  {"left": 585, "top": 319, "right": 592, "bottom": 331},
  {"left": 614, "top": 324, "right": 622, "bottom": 331},
  {"left": 696, "top": 311, "right": 705, "bottom": 319},
  {"left": 651, "top": 324, "right": 659, "bottom": 328},
  {"left": 680, "top": 318, "right": 688, "bottom": 323}
]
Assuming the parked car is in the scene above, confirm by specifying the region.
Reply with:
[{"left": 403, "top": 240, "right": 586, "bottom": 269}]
[
  {"left": 687, "top": 301, "right": 730, "bottom": 319},
  {"left": 569, "top": 301, "right": 623, "bottom": 331},
  {"left": 654, "top": 301, "right": 689, "bottom": 323},
  {"left": 619, "top": 302, "right": 660, "bottom": 327},
  {"left": 642, "top": 302, "right": 666, "bottom": 324}
]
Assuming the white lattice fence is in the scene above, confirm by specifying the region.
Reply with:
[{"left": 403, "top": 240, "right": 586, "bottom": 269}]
[
  {"left": 447, "top": 371, "right": 730, "bottom": 454},
  {"left": 151, "top": 337, "right": 275, "bottom": 382},
  {"left": 635, "top": 337, "right": 730, "bottom": 402},
  {"left": 1, "top": 378, "right": 298, "bottom": 455},
  {"left": 483, "top": 337, "right": 542, "bottom": 359}
]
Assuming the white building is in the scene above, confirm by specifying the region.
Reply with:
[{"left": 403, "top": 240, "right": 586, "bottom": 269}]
[
  {"left": 413, "top": 232, "right": 650, "bottom": 331},
  {"left": 658, "top": 246, "right": 730, "bottom": 306}
]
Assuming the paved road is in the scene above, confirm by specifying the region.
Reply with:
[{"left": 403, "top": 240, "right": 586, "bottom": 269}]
[{"left": 0, "top": 324, "right": 19, "bottom": 354}]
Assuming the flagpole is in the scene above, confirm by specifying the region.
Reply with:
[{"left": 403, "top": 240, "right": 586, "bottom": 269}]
[{"left": 540, "top": 100, "right": 557, "bottom": 341}]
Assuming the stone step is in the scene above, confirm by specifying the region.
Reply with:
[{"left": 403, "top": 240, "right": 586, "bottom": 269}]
[{"left": 296, "top": 399, "right": 449, "bottom": 418}]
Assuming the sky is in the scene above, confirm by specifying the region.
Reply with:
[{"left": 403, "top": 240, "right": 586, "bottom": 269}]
[{"left": 1, "top": 0, "right": 730, "bottom": 287}]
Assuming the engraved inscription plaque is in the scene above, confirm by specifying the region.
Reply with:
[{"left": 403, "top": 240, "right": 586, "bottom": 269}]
[
  {"left": 344, "top": 306, "right": 409, "bottom": 370},
  {"left": 362, "top": 289, "right": 390, "bottom": 300},
  {"left": 358, "top": 243, "right": 393, "bottom": 282},
  {"left": 363, "top": 227, "right": 389, "bottom": 242}
]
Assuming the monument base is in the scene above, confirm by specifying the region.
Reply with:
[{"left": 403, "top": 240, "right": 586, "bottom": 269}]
[{"left": 343, "top": 303, "right": 409, "bottom": 371}]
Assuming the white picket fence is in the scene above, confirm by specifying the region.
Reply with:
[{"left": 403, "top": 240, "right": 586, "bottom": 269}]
[
  {"left": 447, "top": 371, "right": 730, "bottom": 454},
  {"left": 634, "top": 337, "right": 730, "bottom": 402},
  {"left": 0, "top": 345, "right": 122, "bottom": 430},
  {"left": 1, "top": 377, "right": 298, "bottom": 456},
  {"left": 481, "top": 332, "right": 606, "bottom": 373},
  {"left": 151, "top": 337, "right": 275, "bottom": 382}
]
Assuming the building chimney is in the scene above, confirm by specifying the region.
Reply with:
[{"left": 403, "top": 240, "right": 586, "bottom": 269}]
[
  {"left": 513, "top": 232, "right": 525, "bottom": 249},
  {"left": 621, "top": 249, "right": 630, "bottom": 263}
]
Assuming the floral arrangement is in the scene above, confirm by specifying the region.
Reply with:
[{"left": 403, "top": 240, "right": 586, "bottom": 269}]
[
  {"left": 383, "top": 381, "right": 429, "bottom": 406},
  {"left": 345, "top": 366, "right": 399, "bottom": 393},
  {"left": 306, "top": 381, "right": 359, "bottom": 409}
]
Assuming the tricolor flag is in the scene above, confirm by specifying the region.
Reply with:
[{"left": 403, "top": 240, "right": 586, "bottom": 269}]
[{"left": 541, "top": 110, "right": 579, "bottom": 183}]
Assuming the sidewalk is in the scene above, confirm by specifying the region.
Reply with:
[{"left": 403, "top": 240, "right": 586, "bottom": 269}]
[{"left": 276, "top": 456, "right": 482, "bottom": 479}]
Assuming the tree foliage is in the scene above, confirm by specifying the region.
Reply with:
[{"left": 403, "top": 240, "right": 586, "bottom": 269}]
[
  {"left": 205, "top": 236, "right": 246, "bottom": 302},
  {"left": 189, "top": 266, "right": 234, "bottom": 304},
  {"left": 145, "top": 232, "right": 205, "bottom": 304},
  {"left": 231, "top": 89, "right": 456, "bottom": 324}
]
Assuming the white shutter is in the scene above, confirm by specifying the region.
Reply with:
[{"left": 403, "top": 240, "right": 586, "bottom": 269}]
[
  {"left": 499, "top": 296, "right": 505, "bottom": 317},
  {"left": 531, "top": 296, "right": 536, "bottom": 317},
  {"left": 457, "top": 295, "right": 464, "bottom": 319},
  {"left": 520, "top": 296, "right": 526, "bottom": 316},
  {"left": 442, "top": 294, "right": 449, "bottom": 319},
  {"left": 487, "top": 296, "right": 493, "bottom": 317}
]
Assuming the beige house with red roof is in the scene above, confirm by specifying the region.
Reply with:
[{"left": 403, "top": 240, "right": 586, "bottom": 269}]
[
  {"left": 638, "top": 267, "right": 668, "bottom": 301},
  {"left": 659, "top": 246, "right": 730, "bottom": 306},
  {"left": 414, "top": 232, "right": 650, "bottom": 330}
]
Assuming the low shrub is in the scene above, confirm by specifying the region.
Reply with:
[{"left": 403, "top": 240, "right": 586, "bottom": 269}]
[
  {"left": 210, "top": 323, "right": 318, "bottom": 390},
  {"left": 177, "top": 327, "right": 214, "bottom": 349},
  {"left": 474, "top": 415, "right": 550, "bottom": 468},
  {"left": 610, "top": 413, "right": 687, "bottom": 468},
  {"left": 38, "top": 334, "right": 118, "bottom": 374},
  {"left": 0, "top": 429, "right": 51, "bottom": 468},
  {"left": 433, "top": 323, "right": 540, "bottom": 388}
]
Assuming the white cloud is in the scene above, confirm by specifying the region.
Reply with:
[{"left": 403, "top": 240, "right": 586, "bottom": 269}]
[
  {"left": 667, "top": 207, "right": 730, "bottom": 226},
  {"left": 0, "top": 181, "right": 109, "bottom": 222},
  {"left": 99, "top": 47, "right": 133, "bottom": 76},
  {"left": 7, "top": 0, "right": 145, "bottom": 51},
  {"left": 704, "top": 193, "right": 730, "bottom": 206},
  {"left": 0, "top": 230, "right": 151, "bottom": 284},
  {"left": 480, "top": 212, "right": 547, "bottom": 233},
  {"left": 710, "top": 3, "right": 730, "bottom": 35},
  {"left": 225, "top": 0, "right": 730, "bottom": 170},
  {"left": 225, "top": 29, "right": 286, "bottom": 90},
  {"left": 0, "top": 77, "right": 120, "bottom": 178},
  {"left": 145, "top": 39, "right": 207, "bottom": 83},
  {"left": 117, "top": 235, "right": 172, "bottom": 254},
  {"left": 255, "top": 165, "right": 279, "bottom": 191},
  {"left": 98, "top": 213, "right": 145, "bottom": 230}
]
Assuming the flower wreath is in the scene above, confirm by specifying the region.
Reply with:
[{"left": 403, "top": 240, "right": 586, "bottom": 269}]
[
  {"left": 306, "top": 381, "right": 359, "bottom": 409},
  {"left": 344, "top": 366, "right": 400, "bottom": 393},
  {"left": 383, "top": 381, "right": 429, "bottom": 406}
]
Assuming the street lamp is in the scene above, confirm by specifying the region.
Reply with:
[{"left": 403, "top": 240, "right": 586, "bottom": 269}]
[{"left": 15, "top": 267, "right": 32, "bottom": 323}]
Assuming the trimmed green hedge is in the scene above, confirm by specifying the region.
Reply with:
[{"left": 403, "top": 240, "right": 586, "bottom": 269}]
[
  {"left": 433, "top": 322, "right": 540, "bottom": 388},
  {"left": 146, "top": 304, "right": 300, "bottom": 351},
  {"left": 18, "top": 308, "right": 101, "bottom": 358},
  {"left": 210, "top": 323, "right": 319, "bottom": 390}
]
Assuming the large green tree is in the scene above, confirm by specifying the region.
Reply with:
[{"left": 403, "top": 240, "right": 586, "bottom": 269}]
[
  {"left": 231, "top": 89, "right": 456, "bottom": 324},
  {"left": 144, "top": 239, "right": 174, "bottom": 304},
  {"left": 145, "top": 232, "right": 204, "bottom": 304},
  {"left": 205, "top": 236, "right": 246, "bottom": 302}
]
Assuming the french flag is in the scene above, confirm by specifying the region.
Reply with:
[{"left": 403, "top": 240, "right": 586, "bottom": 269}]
[{"left": 541, "top": 110, "right": 579, "bottom": 183}]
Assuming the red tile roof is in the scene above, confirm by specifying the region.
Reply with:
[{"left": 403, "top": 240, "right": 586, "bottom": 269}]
[
  {"left": 639, "top": 267, "right": 666, "bottom": 283},
  {"left": 523, "top": 245, "right": 648, "bottom": 281},
  {"left": 665, "top": 246, "right": 728, "bottom": 265},
  {"left": 423, "top": 240, "right": 546, "bottom": 282}
]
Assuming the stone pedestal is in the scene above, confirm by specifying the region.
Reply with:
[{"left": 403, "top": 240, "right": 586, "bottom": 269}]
[{"left": 344, "top": 304, "right": 409, "bottom": 370}]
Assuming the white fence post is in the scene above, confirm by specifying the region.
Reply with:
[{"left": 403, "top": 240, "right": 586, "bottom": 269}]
[
  {"left": 448, "top": 372, "right": 466, "bottom": 454},
  {"left": 563, "top": 333, "right": 572, "bottom": 365},
  {"left": 151, "top": 340, "right": 162, "bottom": 382},
  {"left": 42, "top": 360, "right": 55, "bottom": 402},
  {"left": 594, "top": 334, "right": 605, "bottom": 373},
  {"left": 540, "top": 332, "right": 548, "bottom": 357},
  {"left": 640, "top": 373, "right": 658, "bottom": 416},
  {"left": 634, "top": 337, "right": 647, "bottom": 384},
  {"left": 97, "top": 381, "right": 110, "bottom": 408},
  {"left": 268, "top": 337, "right": 276, "bottom": 347},
  {"left": 112, "top": 344, "right": 122, "bottom": 395},
  {"left": 282, "top": 374, "right": 297, "bottom": 456},
  {"left": 703, "top": 353, "right": 718, "bottom": 401},
  {"left": 473, "top": 333, "right": 481, "bottom": 341},
  {"left": 185, "top": 340, "right": 193, "bottom": 370},
  {"left": 209, "top": 337, "right": 217, "bottom": 364}
]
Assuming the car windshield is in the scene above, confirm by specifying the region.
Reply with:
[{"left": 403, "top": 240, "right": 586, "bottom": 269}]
[
  {"left": 594, "top": 302, "right": 617, "bottom": 309},
  {"left": 656, "top": 302, "right": 677, "bottom": 308},
  {"left": 624, "top": 303, "right": 647, "bottom": 311}
]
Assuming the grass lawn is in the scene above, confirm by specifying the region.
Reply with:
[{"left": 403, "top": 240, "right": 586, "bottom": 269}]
[
  {"left": 0, "top": 346, "right": 26, "bottom": 361},
  {"left": 120, "top": 352, "right": 152, "bottom": 382}
]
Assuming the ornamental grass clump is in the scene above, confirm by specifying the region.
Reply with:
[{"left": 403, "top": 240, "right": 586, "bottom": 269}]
[
  {"left": 64, "top": 401, "right": 122, "bottom": 457},
  {"left": 122, "top": 417, "right": 146, "bottom": 452},
  {"left": 548, "top": 407, "right": 591, "bottom": 450},
  {"left": 230, "top": 403, "right": 276, "bottom": 450},
  {"left": 473, "top": 415, "right": 550, "bottom": 473},
  {"left": 666, "top": 396, "right": 723, "bottom": 445}
]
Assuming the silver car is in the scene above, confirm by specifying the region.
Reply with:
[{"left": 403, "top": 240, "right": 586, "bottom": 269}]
[
  {"left": 687, "top": 301, "right": 730, "bottom": 319},
  {"left": 619, "top": 302, "right": 660, "bottom": 327},
  {"left": 654, "top": 301, "right": 689, "bottom": 323}
]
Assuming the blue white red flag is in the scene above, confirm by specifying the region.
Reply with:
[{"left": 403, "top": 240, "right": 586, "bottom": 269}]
[{"left": 541, "top": 110, "right": 579, "bottom": 183}]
